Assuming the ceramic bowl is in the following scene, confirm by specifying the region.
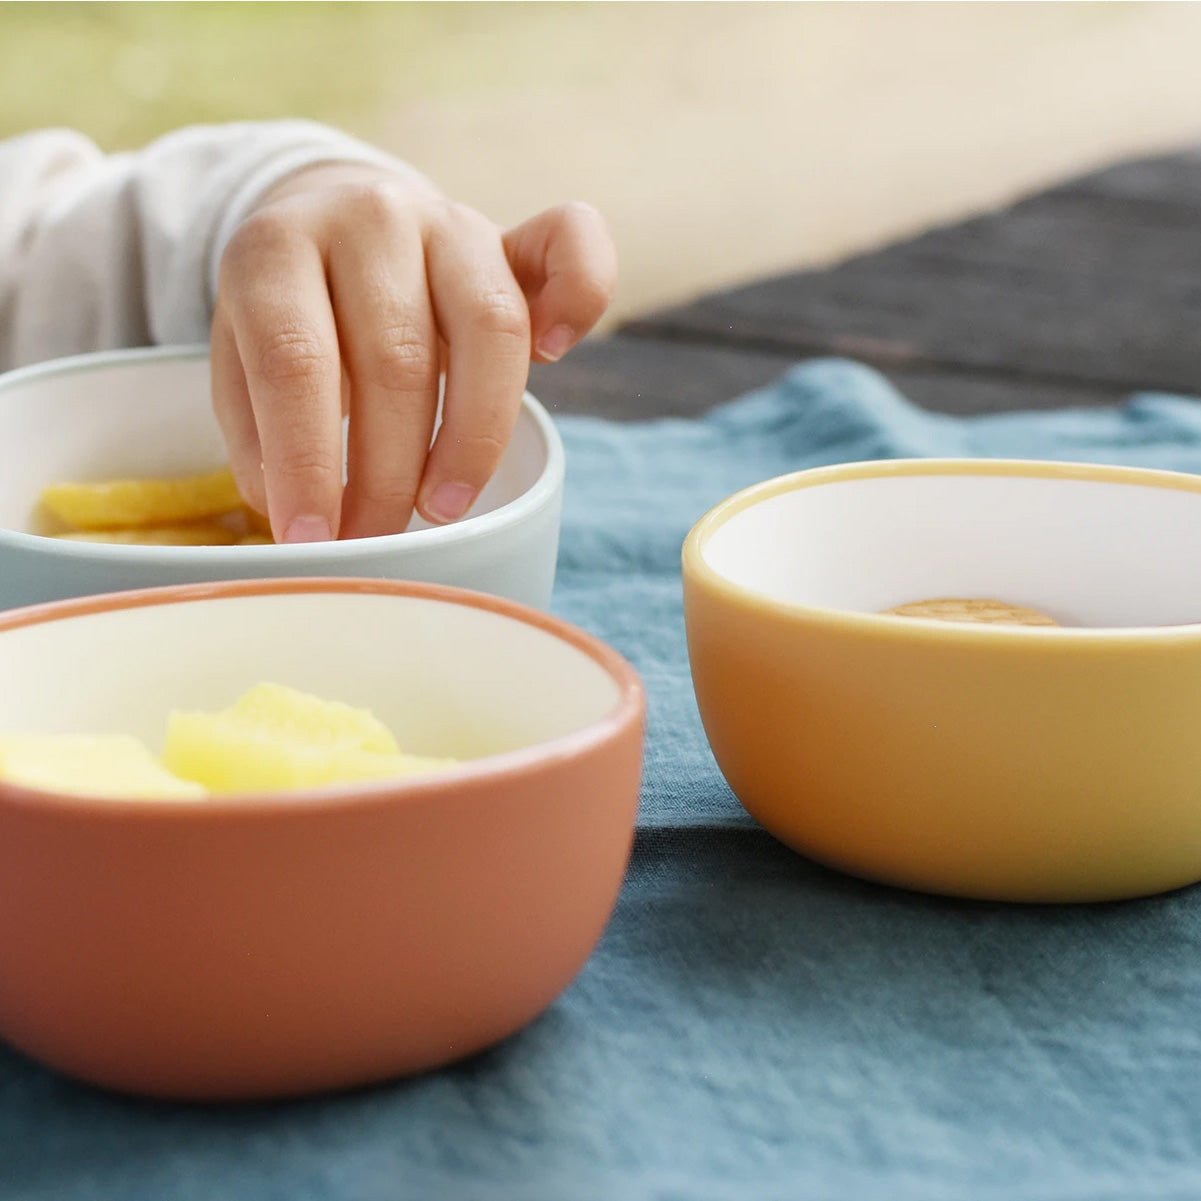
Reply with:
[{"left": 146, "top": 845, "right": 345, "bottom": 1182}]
[
  {"left": 0, "top": 578, "right": 644, "bottom": 1100},
  {"left": 683, "top": 459, "right": 1201, "bottom": 903},
  {"left": 0, "top": 347, "right": 564, "bottom": 610}
]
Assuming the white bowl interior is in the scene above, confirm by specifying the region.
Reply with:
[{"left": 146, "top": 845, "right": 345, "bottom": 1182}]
[
  {"left": 0, "top": 591, "right": 621, "bottom": 764},
  {"left": 703, "top": 472, "right": 1201, "bottom": 628},
  {"left": 0, "top": 354, "right": 548, "bottom": 535}
]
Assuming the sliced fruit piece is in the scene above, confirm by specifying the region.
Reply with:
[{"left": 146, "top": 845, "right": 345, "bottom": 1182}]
[
  {"left": 231, "top": 683, "right": 399, "bottom": 753},
  {"left": 163, "top": 711, "right": 455, "bottom": 794},
  {"left": 41, "top": 468, "right": 243, "bottom": 530},
  {"left": 0, "top": 734, "right": 207, "bottom": 800}
]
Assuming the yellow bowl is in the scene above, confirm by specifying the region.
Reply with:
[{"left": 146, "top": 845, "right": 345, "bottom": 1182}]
[{"left": 683, "top": 459, "right": 1201, "bottom": 903}]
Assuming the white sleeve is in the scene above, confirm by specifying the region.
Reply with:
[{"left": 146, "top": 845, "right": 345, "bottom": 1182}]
[{"left": 0, "top": 121, "right": 429, "bottom": 371}]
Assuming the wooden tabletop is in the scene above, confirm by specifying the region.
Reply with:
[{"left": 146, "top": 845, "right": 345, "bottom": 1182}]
[{"left": 529, "top": 150, "right": 1201, "bottom": 422}]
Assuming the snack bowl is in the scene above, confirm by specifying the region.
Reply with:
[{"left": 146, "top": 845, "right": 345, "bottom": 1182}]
[
  {"left": 683, "top": 459, "right": 1201, "bottom": 903},
  {"left": 0, "top": 347, "right": 563, "bottom": 610},
  {"left": 0, "top": 578, "right": 644, "bottom": 1100}
]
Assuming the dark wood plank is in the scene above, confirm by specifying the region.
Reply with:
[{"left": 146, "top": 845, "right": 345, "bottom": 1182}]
[
  {"left": 624, "top": 149, "right": 1201, "bottom": 398},
  {"left": 891, "top": 152, "right": 1201, "bottom": 282},
  {"left": 528, "top": 334, "right": 1123, "bottom": 422},
  {"left": 624, "top": 259, "right": 1201, "bottom": 395},
  {"left": 542, "top": 151, "right": 1201, "bottom": 422},
  {"left": 897, "top": 196, "right": 1201, "bottom": 283},
  {"left": 625, "top": 227, "right": 1201, "bottom": 395},
  {"left": 882, "top": 364, "right": 1124, "bottom": 416},
  {"left": 1043, "top": 149, "right": 1201, "bottom": 212},
  {"left": 528, "top": 337, "right": 795, "bottom": 420}
]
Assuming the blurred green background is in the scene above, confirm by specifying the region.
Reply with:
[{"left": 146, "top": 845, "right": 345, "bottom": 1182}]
[
  {"left": 5, "top": 2, "right": 1201, "bottom": 322},
  {"left": 0, "top": 2, "right": 489, "bottom": 146}
]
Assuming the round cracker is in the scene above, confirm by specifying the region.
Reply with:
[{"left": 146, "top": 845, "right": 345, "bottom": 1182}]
[{"left": 882, "top": 598, "right": 1059, "bottom": 627}]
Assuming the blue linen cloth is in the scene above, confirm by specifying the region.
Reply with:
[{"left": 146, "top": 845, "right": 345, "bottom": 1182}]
[{"left": 9, "top": 359, "right": 1201, "bottom": 1201}]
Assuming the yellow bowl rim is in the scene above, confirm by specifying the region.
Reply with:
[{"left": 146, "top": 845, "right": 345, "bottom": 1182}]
[{"left": 681, "top": 457, "right": 1201, "bottom": 646}]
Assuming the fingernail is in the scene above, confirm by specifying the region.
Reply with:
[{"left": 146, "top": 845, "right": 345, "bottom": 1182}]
[
  {"left": 536, "top": 324, "right": 575, "bottom": 363},
  {"left": 282, "top": 515, "right": 333, "bottom": 544},
  {"left": 425, "top": 482, "right": 477, "bottom": 523}
]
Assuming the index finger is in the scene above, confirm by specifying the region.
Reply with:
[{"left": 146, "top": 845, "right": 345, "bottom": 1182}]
[{"left": 220, "top": 212, "right": 343, "bottom": 543}]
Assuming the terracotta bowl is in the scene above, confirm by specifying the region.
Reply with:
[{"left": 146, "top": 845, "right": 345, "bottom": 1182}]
[
  {"left": 684, "top": 459, "right": 1201, "bottom": 903},
  {"left": 0, "top": 347, "right": 564, "bottom": 611},
  {"left": 0, "top": 579, "right": 644, "bottom": 1100}
]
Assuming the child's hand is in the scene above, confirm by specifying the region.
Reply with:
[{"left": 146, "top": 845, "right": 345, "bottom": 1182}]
[{"left": 211, "top": 163, "right": 616, "bottom": 542}]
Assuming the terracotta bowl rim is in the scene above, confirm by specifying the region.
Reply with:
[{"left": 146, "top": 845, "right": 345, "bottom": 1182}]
[{"left": 0, "top": 576, "right": 645, "bottom": 818}]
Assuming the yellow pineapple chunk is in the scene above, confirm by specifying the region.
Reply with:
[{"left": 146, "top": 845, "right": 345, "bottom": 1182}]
[
  {"left": 231, "top": 683, "right": 399, "bottom": 753},
  {"left": 163, "top": 683, "right": 456, "bottom": 794},
  {"left": 41, "top": 468, "right": 243, "bottom": 530},
  {"left": 164, "top": 714, "right": 454, "bottom": 793},
  {"left": 0, "top": 734, "right": 207, "bottom": 800}
]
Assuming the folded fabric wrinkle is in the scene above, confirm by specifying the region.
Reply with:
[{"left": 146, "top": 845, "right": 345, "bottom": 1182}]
[{"left": 8, "top": 357, "right": 1201, "bottom": 1201}]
